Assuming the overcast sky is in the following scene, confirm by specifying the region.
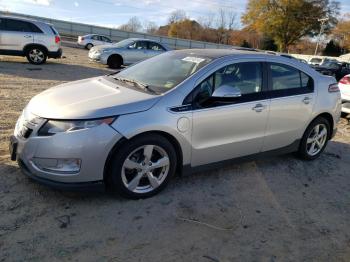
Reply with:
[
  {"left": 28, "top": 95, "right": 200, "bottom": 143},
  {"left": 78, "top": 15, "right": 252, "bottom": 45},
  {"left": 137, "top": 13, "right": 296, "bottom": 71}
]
[{"left": 1, "top": 0, "right": 350, "bottom": 29}]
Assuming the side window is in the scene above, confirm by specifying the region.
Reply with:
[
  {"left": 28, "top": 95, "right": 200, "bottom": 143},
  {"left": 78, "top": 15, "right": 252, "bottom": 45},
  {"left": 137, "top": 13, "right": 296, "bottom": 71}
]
[
  {"left": 29, "top": 23, "right": 43, "bottom": 33},
  {"left": 102, "top": 36, "right": 111, "bottom": 42},
  {"left": 0, "top": 18, "right": 6, "bottom": 30},
  {"left": 269, "top": 63, "right": 313, "bottom": 95},
  {"left": 192, "top": 62, "right": 263, "bottom": 108},
  {"left": 135, "top": 41, "right": 148, "bottom": 50},
  {"left": 270, "top": 64, "right": 300, "bottom": 90},
  {"left": 91, "top": 35, "right": 99, "bottom": 40},
  {"left": 5, "top": 19, "right": 37, "bottom": 32},
  {"left": 148, "top": 42, "right": 165, "bottom": 51}
]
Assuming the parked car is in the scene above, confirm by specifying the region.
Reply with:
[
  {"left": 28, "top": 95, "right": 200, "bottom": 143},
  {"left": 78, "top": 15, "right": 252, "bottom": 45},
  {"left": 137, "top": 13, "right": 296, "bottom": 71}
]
[
  {"left": 339, "top": 74, "right": 350, "bottom": 115},
  {"left": 312, "top": 61, "right": 350, "bottom": 81},
  {"left": 10, "top": 49, "right": 341, "bottom": 199},
  {"left": 0, "top": 15, "right": 62, "bottom": 64},
  {"left": 308, "top": 57, "right": 337, "bottom": 66},
  {"left": 77, "top": 34, "right": 112, "bottom": 50},
  {"left": 88, "top": 38, "right": 170, "bottom": 68}
]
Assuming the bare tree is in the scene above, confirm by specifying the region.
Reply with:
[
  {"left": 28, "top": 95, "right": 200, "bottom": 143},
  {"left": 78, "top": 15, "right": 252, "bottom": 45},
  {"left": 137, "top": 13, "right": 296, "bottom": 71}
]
[
  {"left": 119, "top": 16, "right": 142, "bottom": 32},
  {"left": 198, "top": 13, "right": 215, "bottom": 29},
  {"left": 168, "top": 9, "right": 187, "bottom": 24},
  {"left": 144, "top": 21, "right": 158, "bottom": 34}
]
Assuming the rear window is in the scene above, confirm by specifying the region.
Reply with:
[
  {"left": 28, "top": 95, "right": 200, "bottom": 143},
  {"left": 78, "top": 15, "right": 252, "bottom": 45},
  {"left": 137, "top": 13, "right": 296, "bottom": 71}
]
[
  {"left": 0, "top": 18, "right": 5, "bottom": 30},
  {"left": 50, "top": 26, "right": 58, "bottom": 35},
  {"left": 310, "top": 58, "right": 322, "bottom": 63}
]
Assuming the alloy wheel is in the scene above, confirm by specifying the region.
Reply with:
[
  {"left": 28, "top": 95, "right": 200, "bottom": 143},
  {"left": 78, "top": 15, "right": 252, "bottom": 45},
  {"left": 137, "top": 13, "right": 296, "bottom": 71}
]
[
  {"left": 121, "top": 145, "right": 170, "bottom": 194},
  {"left": 306, "top": 124, "right": 328, "bottom": 156},
  {"left": 29, "top": 49, "right": 45, "bottom": 63}
]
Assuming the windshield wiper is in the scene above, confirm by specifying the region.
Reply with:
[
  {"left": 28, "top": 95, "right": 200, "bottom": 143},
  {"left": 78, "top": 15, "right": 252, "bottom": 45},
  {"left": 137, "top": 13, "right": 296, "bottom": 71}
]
[{"left": 114, "top": 77, "right": 157, "bottom": 94}]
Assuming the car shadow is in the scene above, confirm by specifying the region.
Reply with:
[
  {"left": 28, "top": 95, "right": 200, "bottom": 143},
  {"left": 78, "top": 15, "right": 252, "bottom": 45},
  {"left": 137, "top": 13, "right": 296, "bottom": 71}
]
[
  {"left": 1, "top": 139, "right": 349, "bottom": 202},
  {"left": 0, "top": 59, "right": 114, "bottom": 82}
]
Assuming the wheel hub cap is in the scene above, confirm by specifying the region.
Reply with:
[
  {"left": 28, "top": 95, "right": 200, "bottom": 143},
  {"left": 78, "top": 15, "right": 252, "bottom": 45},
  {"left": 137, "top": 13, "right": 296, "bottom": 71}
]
[
  {"left": 29, "top": 49, "right": 44, "bottom": 63},
  {"left": 306, "top": 124, "right": 328, "bottom": 156},
  {"left": 121, "top": 145, "right": 170, "bottom": 193}
]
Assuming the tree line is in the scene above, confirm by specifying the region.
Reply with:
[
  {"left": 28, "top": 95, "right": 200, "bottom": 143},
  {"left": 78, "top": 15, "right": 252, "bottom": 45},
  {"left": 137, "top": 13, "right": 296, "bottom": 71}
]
[{"left": 117, "top": 0, "right": 349, "bottom": 55}]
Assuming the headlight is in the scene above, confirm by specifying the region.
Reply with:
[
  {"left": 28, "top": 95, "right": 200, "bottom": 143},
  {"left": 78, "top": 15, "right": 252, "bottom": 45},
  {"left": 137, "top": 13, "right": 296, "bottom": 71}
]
[{"left": 38, "top": 117, "right": 115, "bottom": 136}]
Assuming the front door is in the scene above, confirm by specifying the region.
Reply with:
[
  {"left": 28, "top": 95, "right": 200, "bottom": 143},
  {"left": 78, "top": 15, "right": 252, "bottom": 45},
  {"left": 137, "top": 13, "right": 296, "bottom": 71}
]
[{"left": 190, "top": 62, "right": 270, "bottom": 166}]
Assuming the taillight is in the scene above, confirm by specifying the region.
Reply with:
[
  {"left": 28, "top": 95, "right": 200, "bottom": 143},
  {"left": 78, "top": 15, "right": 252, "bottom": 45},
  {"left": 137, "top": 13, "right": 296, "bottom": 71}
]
[
  {"left": 339, "top": 76, "right": 350, "bottom": 85},
  {"left": 328, "top": 83, "right": 340, "bottom": 92},
  {"left": 55, "top": 36, "right": 60, "bottom": 43}
]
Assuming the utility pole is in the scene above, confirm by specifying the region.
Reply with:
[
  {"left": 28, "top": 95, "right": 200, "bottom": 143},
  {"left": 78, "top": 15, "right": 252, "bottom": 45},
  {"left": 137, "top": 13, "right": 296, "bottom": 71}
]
[{"left": 314, "top": 17, "right": 328, "bottom": 55}]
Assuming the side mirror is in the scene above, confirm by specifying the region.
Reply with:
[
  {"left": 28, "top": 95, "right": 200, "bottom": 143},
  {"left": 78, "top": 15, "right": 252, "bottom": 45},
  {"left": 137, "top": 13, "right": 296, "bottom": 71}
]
[{"left": 212, "top": 85, "right": 242, "bottom": 98}]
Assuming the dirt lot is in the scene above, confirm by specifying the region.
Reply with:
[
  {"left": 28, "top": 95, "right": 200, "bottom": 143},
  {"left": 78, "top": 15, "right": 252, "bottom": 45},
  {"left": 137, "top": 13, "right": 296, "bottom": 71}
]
[{"left": 1, "top": 46, "right": 350, "bottom": 262}]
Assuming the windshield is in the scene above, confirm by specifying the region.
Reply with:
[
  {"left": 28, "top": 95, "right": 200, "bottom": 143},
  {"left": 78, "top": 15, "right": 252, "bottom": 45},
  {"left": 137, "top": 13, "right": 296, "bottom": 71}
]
[
  {"left": 113, "top": 52, "right": 213, "bottom": 94},
  {"left": 113, "top": 39, "right": 134, "bottom": 48}
]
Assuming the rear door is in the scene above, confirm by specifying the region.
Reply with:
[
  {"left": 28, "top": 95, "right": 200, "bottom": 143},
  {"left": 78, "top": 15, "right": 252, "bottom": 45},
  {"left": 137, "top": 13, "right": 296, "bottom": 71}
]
[
  {"left": 0, "top": 18, "right": 34, "bottom": 51},
  {"left": 262, "top": 62, "right": 315, "bottom": 151},
  {"left": 146, "top": 42, "right": 166, "bottom": 58},
  {"left": 126, "top": 41, "right": 149, "bottom": 63}
]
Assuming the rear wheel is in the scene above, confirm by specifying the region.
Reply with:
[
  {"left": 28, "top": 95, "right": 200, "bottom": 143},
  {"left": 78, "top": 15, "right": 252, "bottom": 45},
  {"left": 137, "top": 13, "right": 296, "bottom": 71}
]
[
  {"left": 107, "top": 55, "right": 122, "bottom": 69},
  {"left": 26, "top": 46, "right": 47, "bottom": 65},
  {"left": 107, "top": 134, "right": 177, "bottom": 199},
  {"left": 298, "top": 117, "right": 330, "bottom": 160},
  {"left": 86, "top": 43, "right": 93, "bottom": 50}
]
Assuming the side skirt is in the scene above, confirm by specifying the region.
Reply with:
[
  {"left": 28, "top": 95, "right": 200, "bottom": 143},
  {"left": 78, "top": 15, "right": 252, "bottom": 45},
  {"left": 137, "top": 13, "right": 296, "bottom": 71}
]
[{"left": 182, "top": 139, "right": 301, "bottom": 176}]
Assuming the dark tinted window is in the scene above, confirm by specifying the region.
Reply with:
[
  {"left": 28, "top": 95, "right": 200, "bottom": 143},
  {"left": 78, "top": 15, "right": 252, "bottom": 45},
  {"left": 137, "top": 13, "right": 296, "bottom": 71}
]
[
  {"left": 101, "top": 36, "right": 111, "bottom": 42},
  {"left": 5, "top": 19, "right": 42, "bottom": 32},
  {"left": 0, "top": 18, "right": 6, "bottom": 30}
]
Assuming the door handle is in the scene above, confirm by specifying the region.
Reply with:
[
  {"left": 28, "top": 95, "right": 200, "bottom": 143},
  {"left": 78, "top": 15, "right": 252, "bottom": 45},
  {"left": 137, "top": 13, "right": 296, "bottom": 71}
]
[
  {"left": 302, "top": 97, "right": 311, "bottom": 104},
  {"left": 252, "top": 103, "right": 266, "bottom": 112},
  {"left": 24, "top": 35, "right": 32, "bottom": 38}
]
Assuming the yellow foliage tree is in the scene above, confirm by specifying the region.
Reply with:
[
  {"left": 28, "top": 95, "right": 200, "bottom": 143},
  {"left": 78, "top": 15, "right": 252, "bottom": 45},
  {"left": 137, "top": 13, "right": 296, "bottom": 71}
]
[{"left": 241, "top": 0, "right": 340, "bottom": 52}]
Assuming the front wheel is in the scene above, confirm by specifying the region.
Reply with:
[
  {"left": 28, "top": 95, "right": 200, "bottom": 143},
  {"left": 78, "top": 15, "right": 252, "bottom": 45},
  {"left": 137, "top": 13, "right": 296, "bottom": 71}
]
[
  {"left": 26, "top": 47, "right": 47, "bottom": 65},
  {"left": 107, "top": 134, "right": 177, "bottom": 199},
  {"left": 298, "top": 117, "right": 330, "bottom": 160}
]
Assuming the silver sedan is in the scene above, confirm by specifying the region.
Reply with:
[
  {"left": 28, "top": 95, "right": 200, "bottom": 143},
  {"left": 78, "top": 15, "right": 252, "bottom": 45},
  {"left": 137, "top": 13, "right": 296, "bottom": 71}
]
[
  {"left": 10, "top": 49, "right": 341, "bottom": 199},
  {"left": 88, "top": 38, "right": 170, "bottom": 68}
]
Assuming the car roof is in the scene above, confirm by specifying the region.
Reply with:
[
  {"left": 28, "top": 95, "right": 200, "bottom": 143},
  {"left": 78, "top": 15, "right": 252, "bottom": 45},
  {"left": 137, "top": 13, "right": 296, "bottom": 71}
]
[
  {"left": 171, "top": 48, "right": 283, "bottom": 60},
  {"left": 0, "top": 15, "right": 50, "bottom": 25}
]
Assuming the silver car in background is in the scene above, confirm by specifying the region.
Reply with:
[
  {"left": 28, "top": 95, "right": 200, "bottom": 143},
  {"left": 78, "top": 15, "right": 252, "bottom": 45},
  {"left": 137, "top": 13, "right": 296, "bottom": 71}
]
[
  {"left": 88, "top": 38, "right": 169, "bottom": 68},
  {"left": 77, "top": 34, "right": 112, "bottom": 50},
  {"left": 0, "top": 15, "right": 62, "bottom": 64},
  {"left": 10, "top": 49, "right": 341, "bottom": 199}
]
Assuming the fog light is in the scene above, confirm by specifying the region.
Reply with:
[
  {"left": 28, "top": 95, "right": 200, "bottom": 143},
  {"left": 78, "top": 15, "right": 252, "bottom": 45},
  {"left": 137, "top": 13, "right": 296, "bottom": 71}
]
[{"left": 31, "top": 158, "right": 81, "bottom": 174}]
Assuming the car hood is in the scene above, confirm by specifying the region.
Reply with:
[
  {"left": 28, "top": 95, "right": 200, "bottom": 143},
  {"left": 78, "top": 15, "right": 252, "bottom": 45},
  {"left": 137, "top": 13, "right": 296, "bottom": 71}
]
[{"left": 27, "top": 76, "right": 160, "bottom": 119}]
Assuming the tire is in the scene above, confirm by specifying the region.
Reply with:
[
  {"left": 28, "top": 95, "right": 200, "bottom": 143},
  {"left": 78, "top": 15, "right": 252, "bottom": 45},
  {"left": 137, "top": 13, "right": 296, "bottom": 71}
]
[
  {"left": 86, "top": 43, "right": 93, "bottom": 50},
  {"left": 107, "top": 55, "right": 122, "bottom": 69},
  {"left": 298, "top": 117, "right": 330, "bottom": 160},
  {"left": 107, "top": 134, "right": 177, "bottom": 199},
  {"left": 26, "top": 46, "right": 47, "bottom": 65}
]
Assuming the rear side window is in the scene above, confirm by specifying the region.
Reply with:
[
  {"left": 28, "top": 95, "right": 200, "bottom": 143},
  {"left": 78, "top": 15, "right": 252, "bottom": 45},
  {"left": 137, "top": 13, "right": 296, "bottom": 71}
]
[
  {"left": 50, "top": 26, "right": 58, "bottom": 35},
  {"left": 0, "top": 18, "right": 6, "bottom": 30},
  {"left": 269, "top": 63, "right": 313, "bottom": 96},
  {"left": 148, "top": 42, "right": 165, "bottom": 51},
  {"left": 4, "top": 19, "right": 42, "bottom": 33}
]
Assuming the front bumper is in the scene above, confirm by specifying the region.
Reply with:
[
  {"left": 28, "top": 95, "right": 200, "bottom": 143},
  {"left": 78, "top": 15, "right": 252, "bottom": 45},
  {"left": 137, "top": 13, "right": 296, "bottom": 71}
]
[
  {"left": 19, "top": 159, "right": 105, "bottom": 192},
  {"left": 11, "top": 119, "right": 122, "bottom": 187}
]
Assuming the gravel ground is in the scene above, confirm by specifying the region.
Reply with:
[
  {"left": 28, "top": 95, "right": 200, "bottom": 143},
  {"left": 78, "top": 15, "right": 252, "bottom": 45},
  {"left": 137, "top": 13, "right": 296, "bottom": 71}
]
[{"left": 1, "top": 47, "right": 350, "bottom": 262}]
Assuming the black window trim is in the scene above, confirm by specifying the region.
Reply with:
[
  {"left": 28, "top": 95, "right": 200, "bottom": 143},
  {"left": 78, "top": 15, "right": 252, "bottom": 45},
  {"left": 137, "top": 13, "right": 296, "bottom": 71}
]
[{"left": 266, "top": 62, "right": 314, "bottom": 99}]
